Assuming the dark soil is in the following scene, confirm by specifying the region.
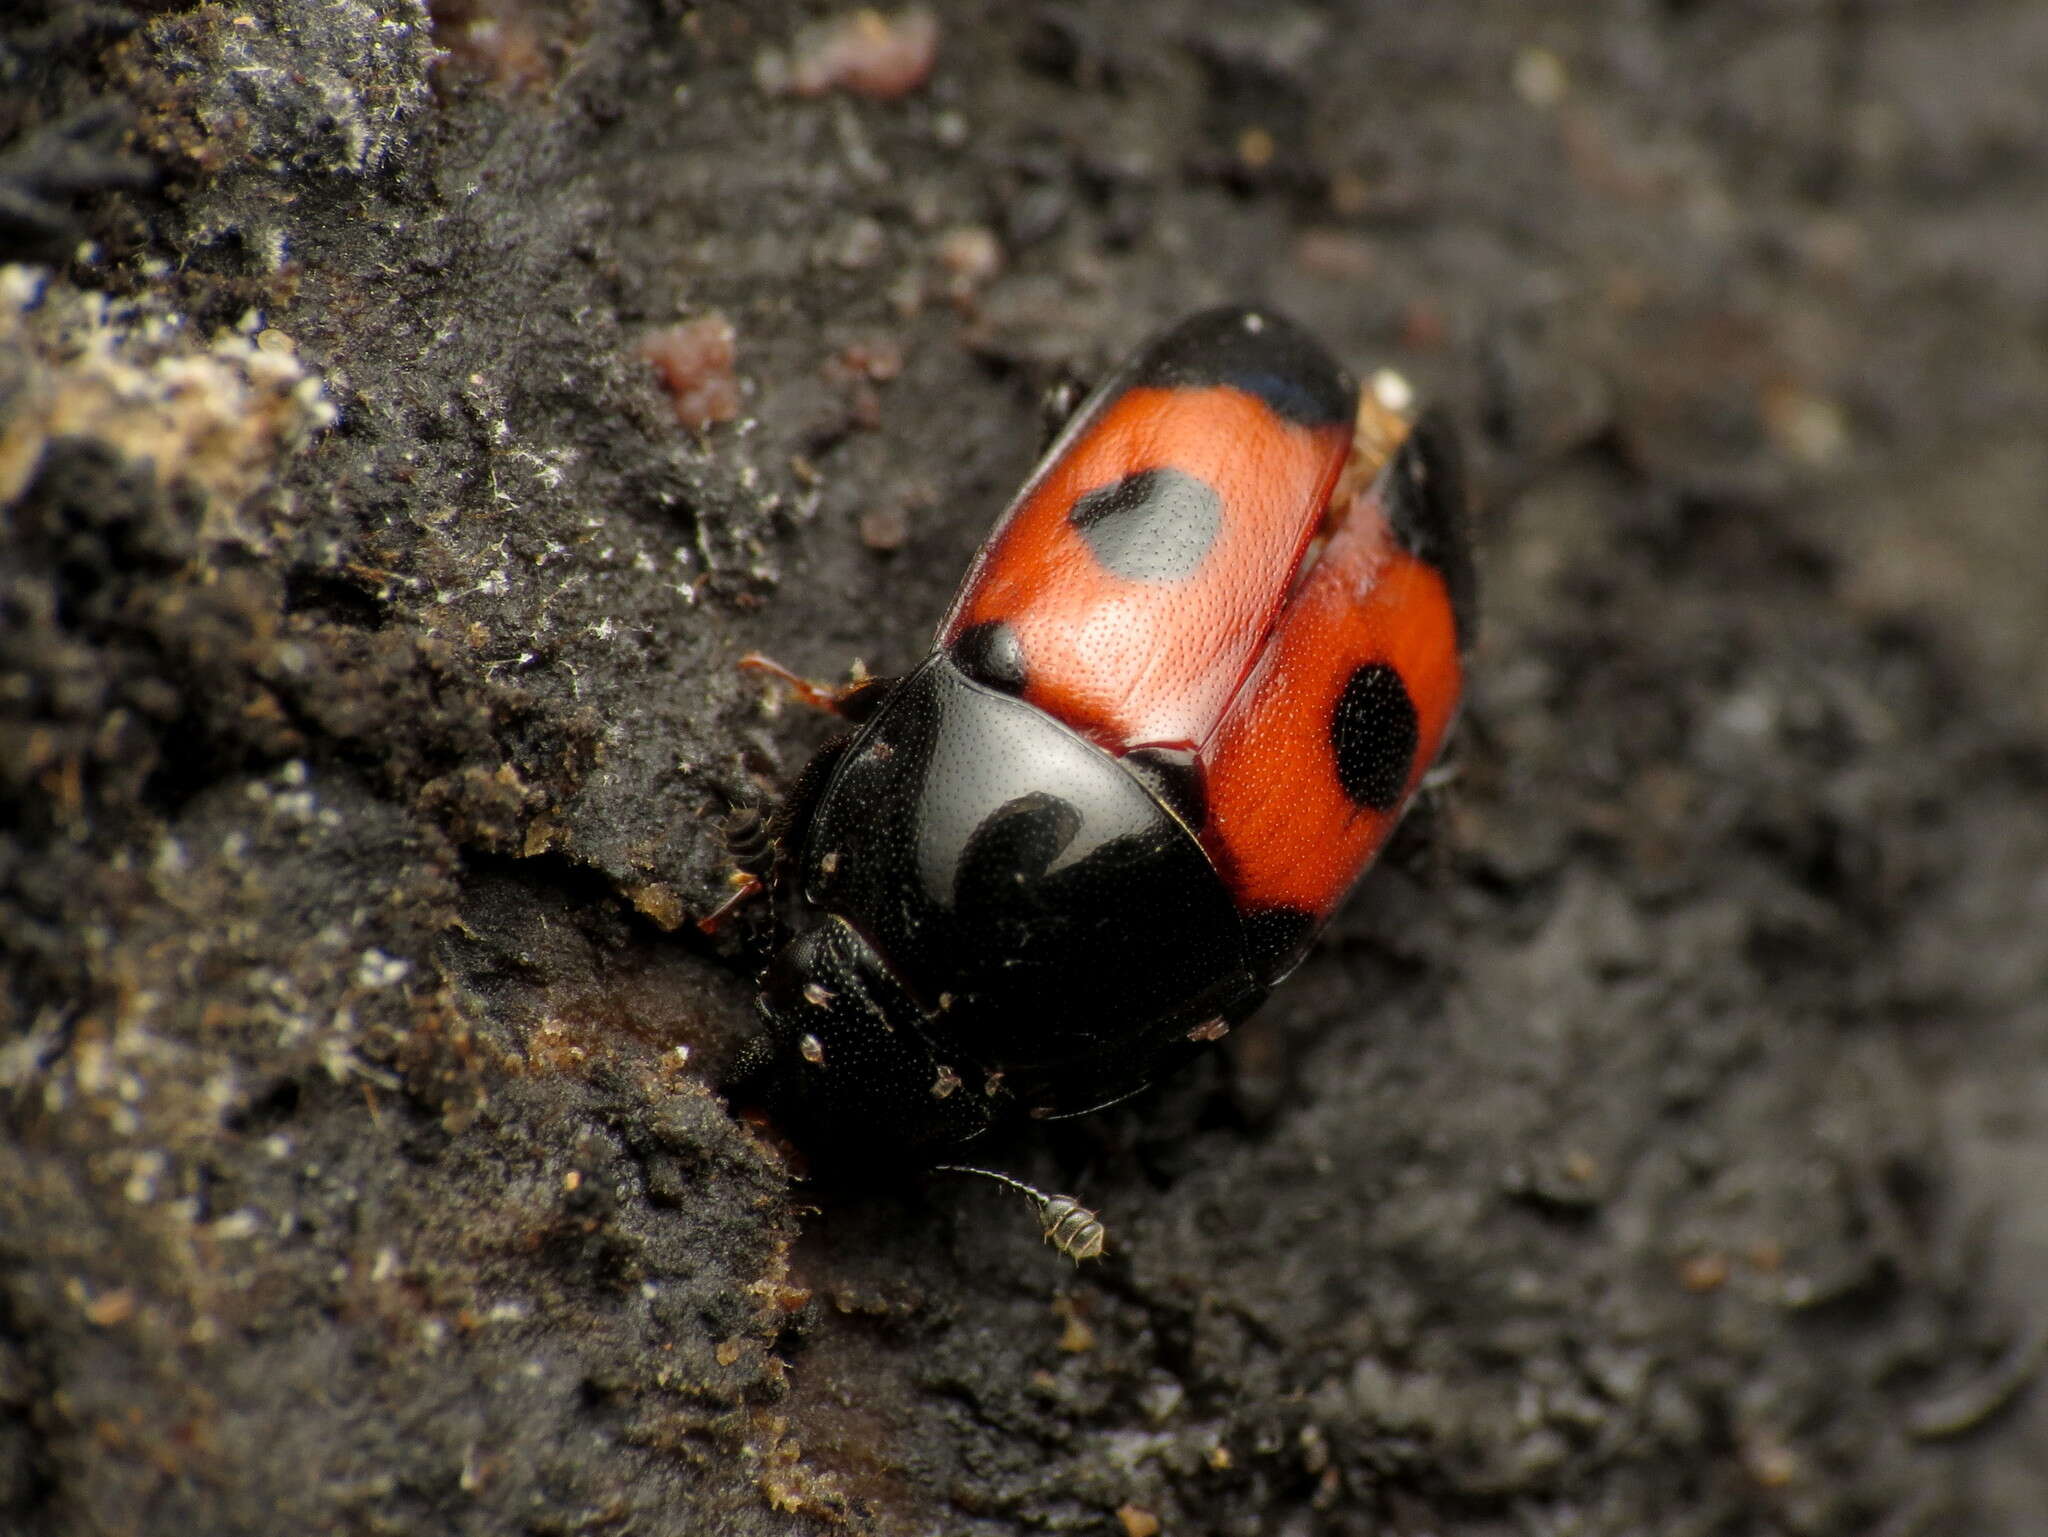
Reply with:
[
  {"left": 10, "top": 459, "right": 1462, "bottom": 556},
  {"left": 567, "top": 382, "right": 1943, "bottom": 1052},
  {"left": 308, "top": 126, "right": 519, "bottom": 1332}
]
[{"left": 4, "top": 2, "right": 2044, "bottom": 1533}]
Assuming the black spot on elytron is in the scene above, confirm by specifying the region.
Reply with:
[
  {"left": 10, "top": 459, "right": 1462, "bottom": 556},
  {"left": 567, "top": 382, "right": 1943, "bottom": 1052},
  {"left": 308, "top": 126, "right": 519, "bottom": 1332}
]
[
  {"left": 1068, "top": 467, "right": 1223, "bottom": 583},
  {"left": 1241, "top": 905, "right": 1318, "bottom": 984},
  {"left": 1120, "top": 745, "right": 1207, "bottom": 831},
  {"left": 950, "top": 620, "right": 1027, "bottom": 694},
  {"left": 1380, "top": 409, "right": 1478, "bottom": 653},
  {"left": 1330, "top": 662, "right": 1419, "bottom": 811},
  {"left": 1126, "top": 306, "right": 1354, "bottom": 428}
]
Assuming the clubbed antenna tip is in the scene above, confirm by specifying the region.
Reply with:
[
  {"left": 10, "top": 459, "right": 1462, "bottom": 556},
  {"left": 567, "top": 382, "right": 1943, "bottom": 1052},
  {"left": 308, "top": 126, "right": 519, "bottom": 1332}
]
[{"left": 934, "top": 1165, "right": 1108, "bottom": 1263}]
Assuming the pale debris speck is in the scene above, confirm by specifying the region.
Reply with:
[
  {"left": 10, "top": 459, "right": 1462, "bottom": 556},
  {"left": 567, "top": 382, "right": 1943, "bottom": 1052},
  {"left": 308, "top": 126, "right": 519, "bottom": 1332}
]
[
  {"left": 1513, "top": 47, "right": 1569, "bottom": 109},
  {"left": 1370, "top": 368, "right": 1415, "bottom": 415}
]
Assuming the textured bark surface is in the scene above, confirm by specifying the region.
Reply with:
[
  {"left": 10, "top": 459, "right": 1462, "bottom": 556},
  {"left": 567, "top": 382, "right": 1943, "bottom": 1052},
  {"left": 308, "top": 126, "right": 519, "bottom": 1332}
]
[{"left": 3, "top": 2, "right": 2044, "bottom": 1532}]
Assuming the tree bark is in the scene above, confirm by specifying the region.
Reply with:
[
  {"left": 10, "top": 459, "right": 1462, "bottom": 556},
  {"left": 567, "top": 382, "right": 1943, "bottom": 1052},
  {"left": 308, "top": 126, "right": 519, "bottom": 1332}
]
[{"left": 4, "top": 2, "right": 2045, "bottom": 1532}]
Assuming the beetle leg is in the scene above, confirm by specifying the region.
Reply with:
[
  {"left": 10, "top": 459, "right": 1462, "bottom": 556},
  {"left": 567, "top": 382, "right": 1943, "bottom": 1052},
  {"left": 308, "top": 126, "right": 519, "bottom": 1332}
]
[
  {"left": 695, "top": 870, "right": 765, "bottom": 935},
  {"left": 703, "top": 660, "right": 904, "bottom": 932},
  {"left": 740, "top": 653, "right": 895, "bottom": 722}
]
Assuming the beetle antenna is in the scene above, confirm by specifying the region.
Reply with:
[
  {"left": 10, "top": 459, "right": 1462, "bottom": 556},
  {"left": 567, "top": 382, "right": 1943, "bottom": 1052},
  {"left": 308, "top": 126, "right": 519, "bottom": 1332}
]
[{"left": 933, "top": 1164, "right": 1108, "bottom": 1263}]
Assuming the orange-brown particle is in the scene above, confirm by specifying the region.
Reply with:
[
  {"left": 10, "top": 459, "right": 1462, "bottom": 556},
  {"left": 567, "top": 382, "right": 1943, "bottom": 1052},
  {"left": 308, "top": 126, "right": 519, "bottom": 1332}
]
[
  {"left": 639, "top": 315, "right": 741, "bottom": 430},
  {"left": 781, "top": 8, "right": 938, "bottom": 100}
]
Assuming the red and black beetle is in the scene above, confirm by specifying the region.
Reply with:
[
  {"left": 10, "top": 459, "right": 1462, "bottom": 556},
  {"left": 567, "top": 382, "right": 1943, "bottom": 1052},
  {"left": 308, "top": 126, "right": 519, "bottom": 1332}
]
[{"left": 725, "top": 306, "right": 1474, "bottom": 1162}]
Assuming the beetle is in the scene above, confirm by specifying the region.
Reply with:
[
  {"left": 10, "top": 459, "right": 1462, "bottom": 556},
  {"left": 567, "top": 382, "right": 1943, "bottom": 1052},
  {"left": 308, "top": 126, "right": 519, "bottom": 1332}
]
[{"left": 722, "top": 305, "right": 1474, "bottom": 1166}]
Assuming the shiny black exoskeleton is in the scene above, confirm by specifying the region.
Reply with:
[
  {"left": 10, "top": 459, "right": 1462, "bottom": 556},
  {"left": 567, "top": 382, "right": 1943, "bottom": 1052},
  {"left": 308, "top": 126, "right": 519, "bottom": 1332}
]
[{"left": 734, "top": 652, "right": 1265, "bottom": 1155}]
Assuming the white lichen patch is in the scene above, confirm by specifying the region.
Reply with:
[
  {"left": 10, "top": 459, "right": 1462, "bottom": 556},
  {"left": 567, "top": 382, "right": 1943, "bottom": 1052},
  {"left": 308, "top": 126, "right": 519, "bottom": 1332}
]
[
  {"left": 0, "top": 268, "right": 337, "bottom": 539},
  {"left": 142, "top": 0, "right": 436, "bottom": 179}
]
